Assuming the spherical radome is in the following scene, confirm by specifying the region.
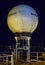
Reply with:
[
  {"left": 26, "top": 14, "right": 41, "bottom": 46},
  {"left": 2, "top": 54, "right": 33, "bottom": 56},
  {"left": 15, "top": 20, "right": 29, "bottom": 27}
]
[{"left": 7, "top": 4, "right": 38, "bottom": 33}]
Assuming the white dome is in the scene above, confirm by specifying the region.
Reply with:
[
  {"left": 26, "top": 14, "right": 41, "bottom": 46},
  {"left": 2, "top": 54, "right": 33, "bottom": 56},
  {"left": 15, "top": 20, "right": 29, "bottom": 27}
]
[{"left": 7, "top": 4, "right": 38, "bottom": 33}]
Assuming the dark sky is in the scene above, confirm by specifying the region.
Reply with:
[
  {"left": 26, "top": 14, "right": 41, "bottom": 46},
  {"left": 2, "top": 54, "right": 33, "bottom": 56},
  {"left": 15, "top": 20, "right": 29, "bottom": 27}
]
[{"left": 0, "top": 0, "right": 45, "bottom": 48}]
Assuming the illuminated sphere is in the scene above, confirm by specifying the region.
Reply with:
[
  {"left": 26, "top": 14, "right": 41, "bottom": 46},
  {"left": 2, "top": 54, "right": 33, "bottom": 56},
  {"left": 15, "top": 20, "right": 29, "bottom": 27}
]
[{"left": 7, "top": 4, "right": 38, "bottom": 33}]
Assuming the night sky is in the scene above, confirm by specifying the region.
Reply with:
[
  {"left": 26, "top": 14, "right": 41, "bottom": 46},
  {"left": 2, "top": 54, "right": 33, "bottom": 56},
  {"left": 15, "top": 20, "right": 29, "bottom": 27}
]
[{"left": 0, "top": 0, "right": 45, "bottom": 52}]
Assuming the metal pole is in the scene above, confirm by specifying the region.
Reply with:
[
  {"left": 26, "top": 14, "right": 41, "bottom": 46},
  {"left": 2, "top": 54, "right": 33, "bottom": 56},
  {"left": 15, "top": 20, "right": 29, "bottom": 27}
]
[
  {"left": 15, "top": 37, "right": 18, "bottom": 62},
  {"left": 27, "top": 36, "right": 31, "bottom": 62}
]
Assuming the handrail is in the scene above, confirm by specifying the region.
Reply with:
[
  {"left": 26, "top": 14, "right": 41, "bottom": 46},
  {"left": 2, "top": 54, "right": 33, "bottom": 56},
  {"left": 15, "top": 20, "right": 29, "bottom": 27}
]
[{"left": 30, "top": 52, "right": 45, "bottom": 62}]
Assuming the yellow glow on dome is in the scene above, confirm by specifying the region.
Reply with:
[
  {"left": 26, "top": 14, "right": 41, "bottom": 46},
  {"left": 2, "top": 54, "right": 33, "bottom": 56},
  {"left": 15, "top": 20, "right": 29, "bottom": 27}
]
[{"left": 7, "top": 14, "right": 23, "bottom": 33}]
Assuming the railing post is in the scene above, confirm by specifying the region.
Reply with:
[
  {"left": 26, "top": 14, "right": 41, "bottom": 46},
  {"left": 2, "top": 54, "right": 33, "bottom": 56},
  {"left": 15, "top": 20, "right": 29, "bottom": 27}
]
[
  {"left": 11, "top": 55, "right": 14, "bottom": 65},
  {"left": 6, "top": 56, "right": 8, "bottom": 65},
  {"left": 37, "top": 52, "right": 38, "bottom": 61},
  {"left": 3, "top": 56, "right": 4, "bottom": 64}
]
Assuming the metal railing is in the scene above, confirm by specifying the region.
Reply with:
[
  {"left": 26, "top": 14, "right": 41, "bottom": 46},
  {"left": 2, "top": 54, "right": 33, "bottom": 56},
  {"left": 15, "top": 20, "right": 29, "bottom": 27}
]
[
  {"left": 30, "top": 52, "right": 45, "bottom": 62},
  {"left": 0, "top": 54, "right": 14, "bottom": 65}
]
